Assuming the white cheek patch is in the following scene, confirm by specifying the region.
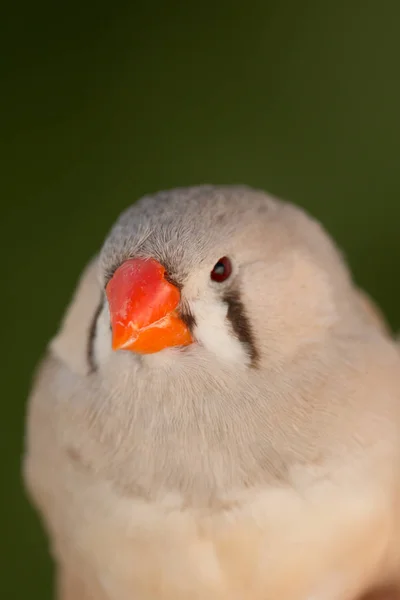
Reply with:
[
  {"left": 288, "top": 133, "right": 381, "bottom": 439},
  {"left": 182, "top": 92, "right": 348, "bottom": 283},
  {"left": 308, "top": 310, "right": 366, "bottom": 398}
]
[
  {"left": 190, "top": 298, "right": 250, "bottom": 366},
  {"left": 93, "top": 302, "right": 113, "bottom": 367}
]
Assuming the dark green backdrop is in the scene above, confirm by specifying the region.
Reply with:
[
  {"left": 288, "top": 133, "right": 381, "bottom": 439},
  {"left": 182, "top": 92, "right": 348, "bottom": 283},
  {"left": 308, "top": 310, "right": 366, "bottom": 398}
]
[{"left": 2, "top": 1, "right": 400, "bottom": 597}]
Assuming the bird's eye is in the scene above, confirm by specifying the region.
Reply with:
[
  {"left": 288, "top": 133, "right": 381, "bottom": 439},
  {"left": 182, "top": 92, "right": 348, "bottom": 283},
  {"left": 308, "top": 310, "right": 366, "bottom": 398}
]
[{"left": 210, "top": 256, "right": 232, "bottom": 283}]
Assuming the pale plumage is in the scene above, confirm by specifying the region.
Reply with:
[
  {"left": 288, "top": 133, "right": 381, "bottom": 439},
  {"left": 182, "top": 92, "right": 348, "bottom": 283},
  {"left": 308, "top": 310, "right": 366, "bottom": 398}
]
[{"left": 24, "top": 186, "right": 400, "bottom": 600}]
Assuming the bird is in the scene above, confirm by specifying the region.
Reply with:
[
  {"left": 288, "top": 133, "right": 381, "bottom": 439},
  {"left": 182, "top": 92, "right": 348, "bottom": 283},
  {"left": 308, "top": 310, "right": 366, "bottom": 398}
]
[{"left": 23, "top": 185, "right": 400, "bottom": 600}]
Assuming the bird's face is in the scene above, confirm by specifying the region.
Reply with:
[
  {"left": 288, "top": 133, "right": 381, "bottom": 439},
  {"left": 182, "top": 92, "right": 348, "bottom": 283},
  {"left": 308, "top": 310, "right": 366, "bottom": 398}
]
[
  {"left": 47, "top": 185, "right": 378, "bottom": 497},
  {"left": 88, "top": 185, "right": 350, "bottom": 377}
]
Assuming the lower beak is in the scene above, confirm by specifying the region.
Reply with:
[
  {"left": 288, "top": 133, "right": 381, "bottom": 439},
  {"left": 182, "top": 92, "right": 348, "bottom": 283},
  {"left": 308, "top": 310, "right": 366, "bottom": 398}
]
[{"left": 105, "top": 258, "right": 193, "bottom": 354}]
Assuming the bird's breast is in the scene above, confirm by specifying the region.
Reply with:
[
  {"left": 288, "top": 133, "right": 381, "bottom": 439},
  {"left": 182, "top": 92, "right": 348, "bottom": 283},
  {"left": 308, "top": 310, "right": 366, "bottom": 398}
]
[{"left": 53, "top": 470, "right": 398, "bottom": 600}]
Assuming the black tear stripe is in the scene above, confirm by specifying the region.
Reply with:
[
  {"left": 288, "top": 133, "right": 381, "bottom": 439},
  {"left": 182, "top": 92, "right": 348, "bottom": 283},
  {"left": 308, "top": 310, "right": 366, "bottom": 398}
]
[
  {"left": 223, "top": 290, "right": 259, "bottom": 367},
  {"left": 87, "top": 295, "right": 104, "bottom": 373},
  {"left": 180, "top": 307, "right": 197, "bottom": 331}
]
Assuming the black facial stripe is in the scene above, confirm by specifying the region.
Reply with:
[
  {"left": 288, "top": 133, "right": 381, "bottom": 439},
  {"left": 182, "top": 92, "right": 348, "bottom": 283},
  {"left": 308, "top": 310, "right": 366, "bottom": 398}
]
[
  {"left": 223, "top": 290, "right": 259, "bottom": 366},
  {"left": 180, "top": 308, "right": 197, "bottom": 331},
  {"left": 87, "top": 294, "right": 104, "bottom": 373}
]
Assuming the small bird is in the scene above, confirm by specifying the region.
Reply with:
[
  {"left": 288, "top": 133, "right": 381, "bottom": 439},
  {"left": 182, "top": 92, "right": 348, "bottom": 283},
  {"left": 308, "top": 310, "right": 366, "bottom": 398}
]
[{"left": 24, "top": 186, "right": 400, "bottom": 600}]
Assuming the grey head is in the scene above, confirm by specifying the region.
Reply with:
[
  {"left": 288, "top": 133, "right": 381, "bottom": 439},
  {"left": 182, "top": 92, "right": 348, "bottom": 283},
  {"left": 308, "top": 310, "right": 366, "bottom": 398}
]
[{"left": 92, "top": 184, "right": 364, "bottom": 374}]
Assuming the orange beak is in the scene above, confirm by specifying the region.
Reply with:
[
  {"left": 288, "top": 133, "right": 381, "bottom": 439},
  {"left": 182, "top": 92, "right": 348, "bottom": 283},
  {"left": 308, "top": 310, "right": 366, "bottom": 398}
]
[{"left": 105, "top": 257, "right": 193, "bottom": 354}]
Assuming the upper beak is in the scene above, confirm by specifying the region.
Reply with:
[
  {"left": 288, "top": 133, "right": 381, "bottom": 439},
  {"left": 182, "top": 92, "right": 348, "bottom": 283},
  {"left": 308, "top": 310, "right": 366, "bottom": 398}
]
[{"left": 105, "top": 257, "right": 193, "bottom": 354}]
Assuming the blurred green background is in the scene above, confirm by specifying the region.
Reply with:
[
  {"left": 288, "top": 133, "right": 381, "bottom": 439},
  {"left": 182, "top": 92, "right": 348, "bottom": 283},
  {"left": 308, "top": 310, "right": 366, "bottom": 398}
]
[{"left": 2, "top": 1, "right": 400, "bottom": 597}]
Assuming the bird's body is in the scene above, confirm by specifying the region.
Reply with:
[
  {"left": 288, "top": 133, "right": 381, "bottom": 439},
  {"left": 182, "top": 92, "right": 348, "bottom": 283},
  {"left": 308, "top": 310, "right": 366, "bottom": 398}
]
[{"left": 24, "top": 186, "right": 400, "bottom": 599}]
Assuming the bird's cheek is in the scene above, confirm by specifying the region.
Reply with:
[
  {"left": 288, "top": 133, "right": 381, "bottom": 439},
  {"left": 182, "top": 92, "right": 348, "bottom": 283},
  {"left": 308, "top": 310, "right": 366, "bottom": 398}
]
[
  {"left": 189, "top": 299, "right": 250, "bottom": 366},
  {"left": 92, "top": 305, "right": 114, "bottom": 367}
]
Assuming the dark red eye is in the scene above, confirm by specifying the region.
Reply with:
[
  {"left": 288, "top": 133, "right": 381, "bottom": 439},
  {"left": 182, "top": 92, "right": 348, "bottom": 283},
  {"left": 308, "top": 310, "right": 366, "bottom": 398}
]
[{"left": 210, "top": 256, "right": 232, "bottom": 283}]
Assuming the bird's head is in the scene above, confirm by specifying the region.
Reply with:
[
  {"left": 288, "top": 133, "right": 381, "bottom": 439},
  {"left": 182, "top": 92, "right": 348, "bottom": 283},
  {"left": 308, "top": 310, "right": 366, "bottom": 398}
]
[{"left": 76, "top": 185, "right": 359, "bottom": 377}]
